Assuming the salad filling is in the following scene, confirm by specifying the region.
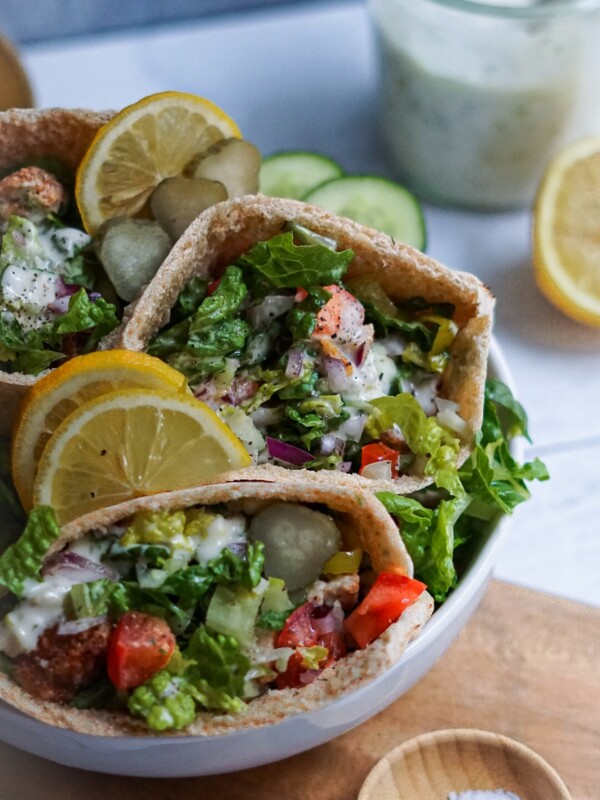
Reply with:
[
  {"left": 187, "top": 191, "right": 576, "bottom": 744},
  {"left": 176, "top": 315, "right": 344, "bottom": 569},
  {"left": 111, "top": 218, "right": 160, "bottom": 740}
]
[
  {"left": 0, "top": 166, "right": 118, "bottom": 375},
  {"left": 148, "top": 223, "right": 468, "bottom": 490},
  {"left": 0, "top": 491, "right": 429, "bottom": 732}
]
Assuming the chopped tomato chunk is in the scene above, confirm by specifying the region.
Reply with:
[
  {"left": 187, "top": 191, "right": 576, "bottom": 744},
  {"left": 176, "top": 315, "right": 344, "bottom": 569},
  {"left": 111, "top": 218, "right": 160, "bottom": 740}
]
[
  {"left": 344, "top": 573, "right": 427, "bottom": 649},
  {"left": 313, "top": 285, "right": 362, "bottom": 339},
  {"left": 359, "top": 442, "right": 401, "bottom": 478},
  {"left": 275, "top": 602, "right": 346, "bottom": 689},
  {"left": 295, "top": 287, "right": 309, "bottom": 303},
  {"left": 207, "top": 278, "right": 221, "bottom": 295},
  {"left": 107, "top": 611, "right": 176, "bottom": 690}
]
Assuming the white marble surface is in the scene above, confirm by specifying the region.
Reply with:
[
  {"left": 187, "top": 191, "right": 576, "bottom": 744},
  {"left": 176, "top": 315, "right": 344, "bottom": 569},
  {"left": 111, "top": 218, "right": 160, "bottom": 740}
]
[{"left": 19, "top": 0, "right": 600, "bottom": 607}]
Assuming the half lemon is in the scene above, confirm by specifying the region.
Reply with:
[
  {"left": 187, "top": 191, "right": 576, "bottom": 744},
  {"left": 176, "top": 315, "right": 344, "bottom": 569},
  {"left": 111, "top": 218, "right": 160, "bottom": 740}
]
[{"left": 533, "top": 136, "right": 600, "bottom": 327}]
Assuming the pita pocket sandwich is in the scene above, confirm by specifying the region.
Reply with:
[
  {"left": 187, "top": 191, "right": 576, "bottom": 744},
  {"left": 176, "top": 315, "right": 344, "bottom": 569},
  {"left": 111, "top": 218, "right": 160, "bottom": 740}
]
[
  {"left": 116, "top": 195, "right": 494, "bottom": 495},
  {"left": 0, "top": 108, "right": 116, "bottom": 434},
  {"left": 0, "top": 473, "right": 433, "bottom": 736}
]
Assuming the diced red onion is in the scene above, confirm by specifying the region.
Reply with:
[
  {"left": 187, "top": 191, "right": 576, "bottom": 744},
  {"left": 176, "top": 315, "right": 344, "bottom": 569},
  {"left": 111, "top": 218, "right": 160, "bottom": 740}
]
[
  {"left": 247, "top": 295, "right": 294, "bottom": 328},
  {"left": 336, "top": 461, "right": 352, "bottom": 473},
  {"left": 223, "top": 376, "right": 259, "bottom": 406},
  {"left": 338, "top": 414, "right": 366, "bottom": 442},
  {"left": 57, "top": 615, "right": 107, "bottom": 636},
  {"left": 285, "top": 348, "right": 305, "bottom": 379},
  {"left": 298, "top": 669, "right": 321, "bottom": 685},
  {"left": 436, "top": 398, "right": 468, "bottom": 435},
  {"left": 311, "top": 607, "right": 336, "bottom": 636},
  {"left": 88, "top": 291, "right": 101, "bottom": 302},
  {"left": 324, "top": 357, "right": 351, "bottom": 392},
  {"left": 56, "top": 275, "right": 80, "bottom": 297},
  {"left": 354, "top": 342, "right": 367, "bottom": 367},
  {"left": 361, "top": 460, "right": 393, "bottom": 481},
  {"left": 42, "top": 551, "right": 119, "bottom": 582},
  {"left": 266, "top": 436, "right": 315, "bottom": 466},
  {"left": 400, "top": 373, "right": 441, "bottom": 416},
  {"left": 319, "top": 434, "right": 345, "bottom": 457},
  {"left": 47, "top": 294, "right": 72, "bottom": 314}
]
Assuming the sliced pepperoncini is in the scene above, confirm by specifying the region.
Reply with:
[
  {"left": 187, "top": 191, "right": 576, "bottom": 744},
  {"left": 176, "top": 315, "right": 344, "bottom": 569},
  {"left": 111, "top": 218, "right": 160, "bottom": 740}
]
[{"left": 322, "top": 548, "right": 363, "bottom": 576}]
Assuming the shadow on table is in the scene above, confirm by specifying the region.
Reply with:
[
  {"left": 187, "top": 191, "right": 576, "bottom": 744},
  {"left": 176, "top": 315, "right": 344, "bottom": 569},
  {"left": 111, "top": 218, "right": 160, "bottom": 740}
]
[{"left": 491, "top": 259, "right": 600, "bottom": 352}]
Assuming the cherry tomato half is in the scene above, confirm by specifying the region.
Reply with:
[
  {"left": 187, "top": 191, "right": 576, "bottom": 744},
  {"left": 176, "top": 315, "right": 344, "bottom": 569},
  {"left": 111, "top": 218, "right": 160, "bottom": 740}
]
[{"left": 107, "top": 611, "right": 175, "bottom": 690}]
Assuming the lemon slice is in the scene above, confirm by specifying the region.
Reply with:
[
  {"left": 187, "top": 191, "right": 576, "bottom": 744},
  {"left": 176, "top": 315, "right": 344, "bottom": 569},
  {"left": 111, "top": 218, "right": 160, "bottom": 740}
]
[
  {"left": 533, "top": 136, "right": 600, "bottom": 327},
  {"left": 12, "top": 351, "right": 189, "bottom": 511},
  {"left": 75, "top": 91, "right": 241, "bottom": 233},
  {"left": 32, "top": 388, "right": 251, "bottom": 524}
]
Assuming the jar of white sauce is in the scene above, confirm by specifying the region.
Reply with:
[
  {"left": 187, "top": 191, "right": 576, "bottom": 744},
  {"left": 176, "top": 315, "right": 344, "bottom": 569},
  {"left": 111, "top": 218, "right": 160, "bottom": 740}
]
[{"left": 368, "top": 0, "right": 600, "bottom": 209}]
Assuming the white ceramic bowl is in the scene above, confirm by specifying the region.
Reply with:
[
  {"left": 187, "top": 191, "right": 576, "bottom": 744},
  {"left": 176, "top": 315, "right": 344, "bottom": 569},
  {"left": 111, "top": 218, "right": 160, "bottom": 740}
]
[{"left": 0, "top": 338, "right": 520, "bottom": 777}]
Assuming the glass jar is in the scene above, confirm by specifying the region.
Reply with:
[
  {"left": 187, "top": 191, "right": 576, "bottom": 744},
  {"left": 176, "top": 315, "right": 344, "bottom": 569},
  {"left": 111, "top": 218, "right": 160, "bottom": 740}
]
[{"left": 368, "top": 0, "right": 600, "bottom": 209}]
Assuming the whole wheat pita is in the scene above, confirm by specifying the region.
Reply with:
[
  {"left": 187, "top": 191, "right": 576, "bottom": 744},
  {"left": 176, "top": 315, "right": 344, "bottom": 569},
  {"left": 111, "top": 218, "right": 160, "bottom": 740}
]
[
  {"left": 115, "top": 195, "right": 494, "bottom": 494},
  {"left": 0, "top": 108, "right": 112, "bottom": 435},
  {"left": 0, "top": 474, "right": 433, "bottom": 736}
]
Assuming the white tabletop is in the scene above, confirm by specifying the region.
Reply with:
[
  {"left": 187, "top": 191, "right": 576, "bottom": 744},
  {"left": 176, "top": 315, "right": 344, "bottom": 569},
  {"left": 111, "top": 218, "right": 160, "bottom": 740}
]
[{"left": 19, "top": 0, "right": 600, "bottom": 608}]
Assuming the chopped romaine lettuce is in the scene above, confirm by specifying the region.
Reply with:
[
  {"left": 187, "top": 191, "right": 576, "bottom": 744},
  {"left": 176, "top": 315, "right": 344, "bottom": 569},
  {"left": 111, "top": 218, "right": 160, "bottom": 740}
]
[
  {"left": 206, "top": 582, "right": 266, "bottom": 643},
  {"left": 236, "top": 231, "right": 353, "bottom": 293},
  {"left": 366, "top": 393, "right": 462, "bottom": 496},
  {"left": 52, "top": 288, "right": 119, "bottom": 352},
  {"left": 128, "top": 670, "right": 197, "bottom": 731},
  {"left": 183, "top": 625, "right": 249, "bottom": 710},
  {"left": 0, "top": 506, "right": 62, "bottom": 597},
  {"left": 377, "top": 380, "right": 549, "bottom": 602},
  {"left": 286, "top": 286, "right": 332, "bottom": 339},
  {"left": 121, "top": 510, "right": 188, "bottom": 547}
]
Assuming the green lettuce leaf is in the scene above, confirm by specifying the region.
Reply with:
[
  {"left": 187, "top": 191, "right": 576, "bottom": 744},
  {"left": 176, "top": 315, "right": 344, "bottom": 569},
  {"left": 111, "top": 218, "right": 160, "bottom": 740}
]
[
  {"left": 375, "top": 492, "right": 465, "bottom": 601},
  {"left": 52, "top": 288, "right": 119, "bottom": 352},
  {"left": 285, "top": 286, "right": 332, "bottom": 340},
  {"left": 161, "top": 542, "right": 265, "bottom": 600},
  {"left": 0, "top": 506, "right": 62, "bottom": 596},
  {"left": 237, "top": 231, "right": 353, "bottom": 293},
  {"left": 66, "top": 578, "right": 128, "bottom": 619},
  {"left": 153, "top": 267, "right": 249, "bottom": 382},
  {"left": 484, "top": 378, "right": 531, "bottom": 442},
  {"left": 188, "top": 266, "right": 247, "bottom": 334},
  {"left": 183, "top": 625, "right": 248, "bottom": 712},
  {"left": 366, "top": 393, "right": 462, "bottom": 495},
  {"left": 0, "top": 316, "right": 63, "bottom": 375},
  {"left": 376, "top": 380, "right": 549, "bottom": 602},
  {"left": 256, "top": 608, "right": 292, "bottom": 631},
  {"left": 171, "top": 276, "right": 208, "bottom": 322}
]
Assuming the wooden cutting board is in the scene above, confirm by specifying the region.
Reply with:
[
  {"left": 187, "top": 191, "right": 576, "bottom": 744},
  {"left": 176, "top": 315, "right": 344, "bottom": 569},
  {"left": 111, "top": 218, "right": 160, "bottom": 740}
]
[{"left": 0, "top": 580, "right": 598, "bottom": 800}]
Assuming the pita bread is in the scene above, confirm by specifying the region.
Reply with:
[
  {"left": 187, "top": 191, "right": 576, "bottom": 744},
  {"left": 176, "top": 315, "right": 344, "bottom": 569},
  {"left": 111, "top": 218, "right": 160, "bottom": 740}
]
[
  {"left": 0, "top": 107, "right": 113, "bottom": 435},
  {"left": 0, "top": 474, "right": 433, "bottom": 736},
  {"left": 116, "top": 195, "right": 495, "bottom": 494}
]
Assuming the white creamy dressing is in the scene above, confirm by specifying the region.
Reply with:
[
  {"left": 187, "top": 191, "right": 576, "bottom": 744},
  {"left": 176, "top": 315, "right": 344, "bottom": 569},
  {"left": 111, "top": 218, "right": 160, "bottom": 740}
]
[
  {"left": 340, "top": 341, "right": 397, "bottom": 402},
  {"left": 0, "top": 574, "right": 74, "bottom": 657},
  {"left": 0, "top": 534, "right": 113, "bottom": 657},
  {"left": 1, "top": 265, "right": 63, "bottom": 330},
  {"left": 191, "top": 514, "right": 247, "bottom": 564},
  {"left": 0, "top": 220, "right": 90, "bottom": 330},
  {"left": 0, "top": 514, "right": 250, "bottom": 658},
  {"left": 38, "top": 226, "right": 90, "bottom": 270}
]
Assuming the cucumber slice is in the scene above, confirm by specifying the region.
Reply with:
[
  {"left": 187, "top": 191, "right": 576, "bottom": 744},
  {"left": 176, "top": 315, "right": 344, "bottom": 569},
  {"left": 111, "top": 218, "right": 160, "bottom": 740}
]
[
  {"left": 259, "top": 151, "right": 344, "bottom": 200},
  {"left": 303, "top": 175, "right": 427, "bottom": 250}
]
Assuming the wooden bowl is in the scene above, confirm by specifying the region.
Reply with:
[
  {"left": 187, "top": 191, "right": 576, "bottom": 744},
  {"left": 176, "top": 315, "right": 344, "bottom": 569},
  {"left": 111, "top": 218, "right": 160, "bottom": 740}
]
[
  {"left": 0, "top": 35, "right": 34, "bottom": 109},
  {"left": 358, "top": 729, "right": 572, "bottom": 800}
]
